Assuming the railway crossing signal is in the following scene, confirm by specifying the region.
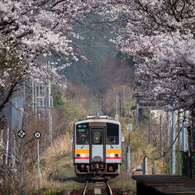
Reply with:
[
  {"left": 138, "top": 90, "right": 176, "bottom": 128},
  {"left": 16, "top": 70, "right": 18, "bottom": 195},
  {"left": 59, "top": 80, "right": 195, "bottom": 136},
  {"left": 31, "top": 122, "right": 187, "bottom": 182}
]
[
  {"left": 34, "top": 131, "right": 41, "bottom": 139},
  {"left": 17, "top": 130, "right": 26, "bottom": 138}
]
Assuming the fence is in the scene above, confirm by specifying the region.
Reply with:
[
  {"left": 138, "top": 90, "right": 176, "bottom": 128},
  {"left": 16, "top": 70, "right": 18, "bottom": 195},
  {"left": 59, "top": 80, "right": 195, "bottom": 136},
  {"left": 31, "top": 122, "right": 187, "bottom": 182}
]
[
  {"left": 177, "top": 151, "right": 195, "bottom": 178},
  {"left": 152, "top": 150, "right": 195, "bottom": 178}
]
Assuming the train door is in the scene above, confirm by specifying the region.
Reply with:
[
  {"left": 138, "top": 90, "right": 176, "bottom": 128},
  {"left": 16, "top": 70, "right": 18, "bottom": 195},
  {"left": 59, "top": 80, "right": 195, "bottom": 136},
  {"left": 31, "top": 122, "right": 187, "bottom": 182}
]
[{"left": 90, "top": 128, "right": 105, "bottom": 162}]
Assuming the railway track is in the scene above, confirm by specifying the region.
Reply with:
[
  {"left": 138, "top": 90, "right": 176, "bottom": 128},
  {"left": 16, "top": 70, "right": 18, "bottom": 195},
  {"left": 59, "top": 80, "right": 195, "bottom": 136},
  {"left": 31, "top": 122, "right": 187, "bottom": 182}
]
[{"left": 82, "top": 179, "right": 114, "bottom": 195}]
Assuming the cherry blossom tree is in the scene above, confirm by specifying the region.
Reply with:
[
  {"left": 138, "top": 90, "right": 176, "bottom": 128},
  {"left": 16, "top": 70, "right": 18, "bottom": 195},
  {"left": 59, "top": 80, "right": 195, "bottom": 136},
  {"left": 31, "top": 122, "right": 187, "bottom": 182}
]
[
  {"left": 103, "top": 0, "right": 195, "bottom": 113},
  {"left": 0, "top": 0, "right": 106, "bottom": 112}
]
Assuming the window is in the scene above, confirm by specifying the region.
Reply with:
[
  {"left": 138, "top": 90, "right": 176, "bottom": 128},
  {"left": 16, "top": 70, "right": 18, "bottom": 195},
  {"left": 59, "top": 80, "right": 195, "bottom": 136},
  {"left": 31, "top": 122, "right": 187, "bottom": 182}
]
[
  {"left": 107, "top": 123, "right": 119, "bottom": 144},
  {"left": 92, "top": 130, "right": 102, "bottom": 144},
  {"left": 76, "top": 123, "right": 89, "bottom": 145}
]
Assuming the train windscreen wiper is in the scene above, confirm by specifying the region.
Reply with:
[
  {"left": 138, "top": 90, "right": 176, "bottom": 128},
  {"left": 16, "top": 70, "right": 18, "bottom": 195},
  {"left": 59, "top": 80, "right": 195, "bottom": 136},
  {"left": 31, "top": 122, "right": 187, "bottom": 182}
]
[{"left": 110, "top": 144, "right": 114, "bottom": 148}]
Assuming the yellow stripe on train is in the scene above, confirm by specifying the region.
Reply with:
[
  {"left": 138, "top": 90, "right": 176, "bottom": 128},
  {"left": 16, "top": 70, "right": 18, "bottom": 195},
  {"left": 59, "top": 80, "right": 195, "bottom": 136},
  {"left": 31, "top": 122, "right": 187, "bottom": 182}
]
[
  {"left": 106, "top": 149, "right": 121, "bottom": 153},
  {"left": 74, "top": 149, "right": 121, "bottom": 154},
  {"left": 74, "top": 149, "right": 89, "bottom": 153}
]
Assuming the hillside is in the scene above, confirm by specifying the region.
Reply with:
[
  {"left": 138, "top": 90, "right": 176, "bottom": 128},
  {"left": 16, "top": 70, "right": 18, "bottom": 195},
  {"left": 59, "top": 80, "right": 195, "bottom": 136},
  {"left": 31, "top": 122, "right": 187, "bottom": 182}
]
[{"left": 61, "top": 22, "right": 119, "bottom": 85}]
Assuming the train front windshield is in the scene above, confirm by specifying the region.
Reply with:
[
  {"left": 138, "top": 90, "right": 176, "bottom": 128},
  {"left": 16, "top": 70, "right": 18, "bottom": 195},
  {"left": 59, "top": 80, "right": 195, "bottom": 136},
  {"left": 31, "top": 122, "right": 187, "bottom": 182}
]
[
  {"left": 107, "top": 123, "right": 119, "bottom": 144},
  {"left": 76, "top": 122, "right": 119, "bottom": 145},
  {"left": 76, "top": 123, "right": 89, "bottom": 145}
]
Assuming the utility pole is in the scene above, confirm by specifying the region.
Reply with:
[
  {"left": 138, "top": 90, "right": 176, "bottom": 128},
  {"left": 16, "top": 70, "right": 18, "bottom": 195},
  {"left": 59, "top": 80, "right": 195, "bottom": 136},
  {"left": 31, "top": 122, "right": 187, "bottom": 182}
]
[
  {"left": 115, "top": 95, "right": 117, "bottom": 115},
  {"left": 48, "top": 79, "right": 53, "bottom": 148},
  {"left": 38, "top": 85, "right": 41, "bottom": 107},
  {"left": 6, "top": 127, "right": 9, "bottom": 165},
  {"left": 149, "top": 110, "right": 151, "bottom": 144},
  {"left": 128, "top": 104, "right": 130, "bottom": 124},
  {"left": 166, "top": 111, "right": 170, "bottom": 146},
  {"left": 188, "top": 125, "right": 192, "bottom": 178},
  {"left": 21, "top": 139, "right": 24, "bottom": 195},
  {"left": 192, "top": 115, "right": 195, "bottom": 151},
  {"left": 160, "top": 114, "right": 162, "bottom": 155},
  {"left": 35, "top": 83, "right": 37, "bottom": 116},
  {"left": 177, "top": 110, "right": 180, "bottom": 150},
  {"left": 32, "top": 81, "right": 34, "bottom": 112},
  {"left": 123, "top": 87, "right": 125, "bottom": 117},
  {"left": 182, "top": 114, "right": 187, "bottom": 151},
  {"left": 115, "top": 95, "right": 118, "bottom": 120},
  {"left": 23, "top": 82, "right": 25, "bottom": 102},
  {"left": 136, "top": 102, "right": 139, "bottom": 128},
  {"left": 119, "top": 90, "right": 121, "bottom": 117},
  {"left": 171, "top": 109, "right": 176, "bottom": 174}
]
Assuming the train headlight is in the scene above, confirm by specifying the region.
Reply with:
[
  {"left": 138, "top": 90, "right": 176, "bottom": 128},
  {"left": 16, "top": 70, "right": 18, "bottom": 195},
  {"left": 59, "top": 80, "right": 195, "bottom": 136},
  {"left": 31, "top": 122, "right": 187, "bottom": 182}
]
[
  {"left": 80, "top": 154, "right": 86, "bottom": 158},
  {"left": 109, "top": 154, "right": 118, "bottom": 158},
  {"left": 110, "top": 154, "right": 115, "bottom": 158}
]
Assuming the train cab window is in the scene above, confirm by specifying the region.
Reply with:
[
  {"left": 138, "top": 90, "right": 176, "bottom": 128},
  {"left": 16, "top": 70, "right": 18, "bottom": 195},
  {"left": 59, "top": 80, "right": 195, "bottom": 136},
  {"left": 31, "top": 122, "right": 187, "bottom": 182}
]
[
  {"left": 76, "top": 124, "right": 89, "bottom": 145},
  {"left": 107, "top": 123, "right": 119, "bottom": 144},
  {"left": 92, "top": 130, "right": 102, "bottom": 144}
]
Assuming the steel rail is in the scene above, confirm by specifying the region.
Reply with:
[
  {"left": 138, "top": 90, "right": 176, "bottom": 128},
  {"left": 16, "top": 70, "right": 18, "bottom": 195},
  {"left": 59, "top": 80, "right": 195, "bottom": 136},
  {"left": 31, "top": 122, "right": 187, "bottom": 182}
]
[
  {"left": 82, "top": 181, "right": 89, "bottom": 195},
  {"left": 106, "top": 180, "right": 113, "bottom": 195}
]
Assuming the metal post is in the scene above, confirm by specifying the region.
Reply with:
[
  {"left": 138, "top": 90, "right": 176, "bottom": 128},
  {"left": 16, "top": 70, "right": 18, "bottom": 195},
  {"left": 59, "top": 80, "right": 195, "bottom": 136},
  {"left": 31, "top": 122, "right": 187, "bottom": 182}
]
[
  {"left": 12, "top": 135, "right": 16, "bottom": 167},
  {"left": 6, "top": 127, "right": 9, "bottom": 165},
  {"left": 34, "top": 131, "right": 41, "bottom": 194},
  {"left": 48, "top": 80, "right": 51, "bottom": 108},
  {"left": 115, "top": 95, "right": 118, "bottom": 120},
  {"left": 116, "top": 95, "right": 117, "bottom": 115},
  {"left": 23, "top": 82, "right": 25, "bottom": 102},
  {"left": 160, "top": 115, "right": 162, "bottom": 156},
  {"left": 119, "top": 91, "right": 122, "bottom": 116},
  {"left": 177, "top": 111, "right": 180, "bottom": 150},
  {"left": 149, "top": 110, "right": 151, "bottom": 144},
  {"left": 169, "top": 151, "right": 171, "bottom": 174},
  {"left": 182, "top": 119, "right": 186, "bottom": 151},
  {"left": 44, "top": 84, "right": 46, "bottom": 108},
  {"left": 32, "top": 82, "right": 34, "bottom": 112},
  {"left": 192, "top": 115, "right": 195, "bottom": 151},
  {"left": 152, "top": 152, "right": 155, "bottom": 174},
  {"left": 38, "top": 139, "right": 40, "bottom": 195},
  {"left": 127, "top": 104, "right": 129, "bottom": 123},
  {"left": 48, "top": 79, "right": 52, "bottom": 148},
  {"left": 136, "top": 102, "right": 139, "bottom": 128},
  {"left": 126, "top": 122, "right": 131, "bottom": 173},
  {"left": 126, "top": 144, "right": 130, "bottom": 172},
  {"left": 41, "top": 85, "right": 44, "bottom": 107},
  {"left": 35, "top": 83, "right": 37, "bottom": 115},
  {"left": 171, "top": 109, "right": 176, "bottom": 174},
  {"left": 123, "top": 87, "right": 125, "bottom": 117},
  {"left": 21, "top": 139, "right": 23, "bottom": 195},
  {"left": 38, "top": 85, "right": 41, "bottom": 107},
  {"left": 0, "top": 130, "right": 3, "bottom": 148},
  {"left": 50, "top": 111, "right": 52, "bottom": 148},
  {"left": 188, "top": 126, "right": 192, "bottom": 178},
  {"left": 142, "top": 151, "right": 147, "bottom": 175},
  {"left": 166, "top": 111, "right": 170, "bottom": 146},
  {"left": 17, "top": 130, "right": 25, "bottom": 195}
]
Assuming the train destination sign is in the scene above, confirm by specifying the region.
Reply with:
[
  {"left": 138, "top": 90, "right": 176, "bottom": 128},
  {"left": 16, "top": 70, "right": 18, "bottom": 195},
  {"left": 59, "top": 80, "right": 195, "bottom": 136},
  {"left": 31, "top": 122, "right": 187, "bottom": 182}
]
[{"left": 78, "top": 129, "right": 85, "bottom": 132}]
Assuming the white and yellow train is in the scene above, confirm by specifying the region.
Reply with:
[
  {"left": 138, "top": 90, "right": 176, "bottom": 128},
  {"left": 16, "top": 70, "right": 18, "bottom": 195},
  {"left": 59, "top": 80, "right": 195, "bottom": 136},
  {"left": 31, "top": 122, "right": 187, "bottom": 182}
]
[{"left": 72, "top": 115, "right": 122, "bottom": 178}]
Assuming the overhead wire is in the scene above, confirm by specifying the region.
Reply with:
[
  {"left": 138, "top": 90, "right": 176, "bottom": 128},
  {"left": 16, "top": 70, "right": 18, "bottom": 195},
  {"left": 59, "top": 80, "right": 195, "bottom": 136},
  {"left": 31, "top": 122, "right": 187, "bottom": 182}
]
[{"left": 147, "top": 125, "right": 183, "bottom": 161}]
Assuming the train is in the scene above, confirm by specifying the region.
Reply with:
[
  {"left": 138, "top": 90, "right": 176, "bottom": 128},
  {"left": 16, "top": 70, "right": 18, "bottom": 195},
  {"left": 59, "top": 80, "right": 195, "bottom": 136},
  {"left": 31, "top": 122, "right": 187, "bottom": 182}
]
[{"left": 72, "top": 115, "right": 122, "bottom": 178}]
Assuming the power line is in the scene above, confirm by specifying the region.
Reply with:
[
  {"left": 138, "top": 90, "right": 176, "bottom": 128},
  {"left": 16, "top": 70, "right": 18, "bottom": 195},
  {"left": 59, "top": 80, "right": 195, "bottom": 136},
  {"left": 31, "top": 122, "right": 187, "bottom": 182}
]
[{"left": 147, "top": 126, "right": 182, "bottom": 161}]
